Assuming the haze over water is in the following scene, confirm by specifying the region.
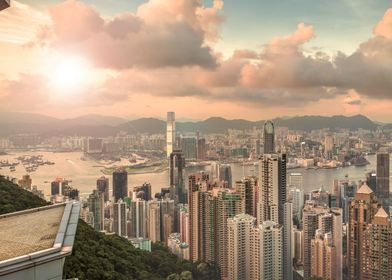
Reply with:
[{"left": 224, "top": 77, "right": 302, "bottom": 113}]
[{"left": 1, "top": 152, "right": 389, "bottom": 199}]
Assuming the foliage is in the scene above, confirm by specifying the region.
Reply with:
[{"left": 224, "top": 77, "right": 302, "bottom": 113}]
[
  {"left": 63, "top": 220, "right": 217, "bottom": 280},
  {"left": 0, "top": 176, "right": 217, "bottom": 280},
  {"left": 0, "top": 176, "right": 49, "bottom": 214}
]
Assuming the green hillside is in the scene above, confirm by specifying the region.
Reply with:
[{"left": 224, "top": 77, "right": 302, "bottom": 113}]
[{"left": 0, "top": 176, "right": 216, "bottom": 280}]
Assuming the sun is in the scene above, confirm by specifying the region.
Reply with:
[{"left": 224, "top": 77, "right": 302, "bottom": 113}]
[{"left": 49, "top": 56, "right": 90, "bottom": 91}]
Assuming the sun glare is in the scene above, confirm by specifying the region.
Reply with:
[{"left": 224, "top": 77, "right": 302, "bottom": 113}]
[{"left": 49, "top": 56, "right": 90, "bottom": 91}]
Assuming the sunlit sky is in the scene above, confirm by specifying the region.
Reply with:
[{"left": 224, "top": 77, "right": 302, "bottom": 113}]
[{"left": 1, "top": 0, "right": 392, "bottom": 121}]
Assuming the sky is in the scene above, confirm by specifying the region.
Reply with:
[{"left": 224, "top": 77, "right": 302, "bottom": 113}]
[{"left": 1, "top": 0, "right": 392, "bottom": 121}]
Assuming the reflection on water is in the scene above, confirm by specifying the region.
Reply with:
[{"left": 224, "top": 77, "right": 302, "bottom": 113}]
[{"left": 0, "top": 152, "right": 388, "bottom": 199}]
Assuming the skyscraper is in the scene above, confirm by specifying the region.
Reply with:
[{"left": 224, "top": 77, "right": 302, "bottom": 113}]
[
  {"left": 347, "top": 183, "right": 380, "bottom": 280},
  {"left": 216, "top": 189, "right": 244, "bottom": 279},
  {"left": 167, "top": 112, "right": 176, "bottom": 158},
  {"left": 263, "top": 120, "right": 275, "bottom": 154},
  {"left": 113, "top": 169, "right": 128, "bottom": 202},
  {"left": 257, "top": 153, "right": 286, "bottom": 225},
  {"left": 188, "top": 172, "right": 212, "bottom": 262},
  {"left": 169, "top": 150, "right": 185, "bottom": 203},
  {"left": 96, "top": 176, "right": 109, "bottom": 202},
  {"left": 181, "top": 137, "right": 197, "bottom": 161},
  {"left": 376, "top": 152, "right": 390, "bottom": 200},
  {"left": 302, "top": 202, "right": 330, "bottom": 279},
  {"left": 113, "top": 199, "right": 127, "bottom": 237},
  {"left": 148, "top": 201, "right": 161, "bottom": 242},
  {"left": 235, "top": 176, "right": 258, "bottom": 217},
  {"left": 283, "top": 203, "right": 293, "bottom": 280},
  {"left": 219, "top": 164, "right": 233, "bottom": 188},
  {"left": 87, "top": 190, "right": 104, "bottom": 231},
  {"left": 362, "top": 207, "right": 392, "bottom": 279}
]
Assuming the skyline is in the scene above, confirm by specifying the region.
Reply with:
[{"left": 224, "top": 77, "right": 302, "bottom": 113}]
[{"left": 1, "top": 0, "right": 392, "bottom": 121}]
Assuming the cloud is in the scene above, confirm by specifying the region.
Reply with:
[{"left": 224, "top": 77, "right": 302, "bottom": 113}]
[
  {"left": 29, "top": 0, "right": 222, "bottom": 69},
  {"left": 374, "top": 8, "right": 392, "bottom": 39}
]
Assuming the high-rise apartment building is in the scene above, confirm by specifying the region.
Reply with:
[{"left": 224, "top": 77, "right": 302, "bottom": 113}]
[
  {"left": 235, "top": 176, "right": 258, "bottom": 217},
  {"left": 216, "top": 189, "right": 244, "bottom": 279},
  {"left": 167, "top": 112, "right": 176, "bottom": 157},
  {"left": 87, "top": 190, "right": 104, "bottom": 231},
  {"left": 376, "top": 152, "right": 390, "bottom": 200},
  {"left": 263, "top": 121, "right": 275, "bottom": 154},
  {"left": 148, "top": 201, "right": 161, "bottom": 242},
  {"left": 362, "top": 207, "right": 392, "bottom": 279},
  {"left": 348, "top": 183, "right": 380, "bottom": 280},
  {"left": 96, "top": 176, "right": 109, "bottom": 202},
  {"left": 288, "top": 173, "right": 303, "bottom": 189},
  {"left": 112, "top": 169, "right": 128, "bottom": 202},
  {"left": 188, "top": 172, "right": 213, "bottom": 262},
  {"left": 257, "top": 153, "right": 286, "bottom": 225},
  {"left": 227, "top": 214, "right": 283, "bottom": 280},
  {"left": 113, "top": 199, "right": 127, "bottom": 237},
  {"left": 18, "top": 174, "right": 32, "bottom": 190}
]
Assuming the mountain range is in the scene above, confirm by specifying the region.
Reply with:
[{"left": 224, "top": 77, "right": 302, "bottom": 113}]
[{"left": 0, "top": 112, "right": 384, "bottom": 137}]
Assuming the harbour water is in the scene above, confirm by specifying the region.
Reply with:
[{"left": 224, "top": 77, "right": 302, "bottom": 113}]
[{"left": 0, "top": 152, "right": 389, "bottom": 200}]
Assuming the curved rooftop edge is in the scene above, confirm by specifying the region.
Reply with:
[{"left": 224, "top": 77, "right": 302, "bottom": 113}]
[{"left": 0, "top": 202, "right": 81, "bottom": 280}]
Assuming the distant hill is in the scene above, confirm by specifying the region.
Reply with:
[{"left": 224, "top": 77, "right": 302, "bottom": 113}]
[
  {"left": 0, "top": 112, "right": 384, "bottom": 136},
  {"left": 0, "top": 176, "right": 217, "bottom": 280}
]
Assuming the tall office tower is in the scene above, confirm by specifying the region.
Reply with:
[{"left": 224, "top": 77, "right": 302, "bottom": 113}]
[
  {"left": 310, "top": 231, "right": 335, "bottom": 279},
  {"left": 216, "top": 189, "right": 244, "bottom": 279},
  {"left": 376, "top": 152, "right": 390, "bottom": 200},
  {"left": 263, "top": 120, "right": 275, "bottom": 154},
  {"left": 362, "top": 207, "right": 392, "bottom": 279},
  {"left": 227, "top": 214, "right": 255, "bottom": 280},
  {"left": 148, "top": 201, "right": 161, "bottom": 242},
  {"left": 167, "top": 112, "right": 176, "bottom": 158},
  {"left": 333, "top": 179, "right": 357, "bottom": 223},
  {"left": 96, "top": 176, "right": 109, "bottom": 202},
  {"left": 366, "top": 171, "right": 377, "bottom": 193},
  {"left": 288, "top": 173, "right": 303, "bottom": 189},
  {"left": 197, "top": 137, "right": 206, "bottom": 160},
  {"left": 348, "top": 183, "right": 380, "bottom": 280},
  {"left": 112, "top": 169, "right": 128, "bottom": 202},
  {"left": 181, "top": 137, "right": 197, "bottom": 161},
  {"left": 169, "top": 150, "right": 186, "bottom": 203},
  {"left": 87, "top": 190, "right": 104, "bottom": 231},
  {"left": 0, "top": 0, "right": 10, "bottom": 11},
  {"left": 136, "top": 182, "right": 152, "bottom": 201},
  {"left": 160, "top": 199, "right": 175, "bottom": 242},
  {"left": 258, "top": 221, "right": 283, "bottom": 280},
  {"left": 188, "top": 172, "right": 213, "bottom": 262},
  {"left": 283, "top": 203, "right": 293, "bottom": 280},
  {"left": 219, "top": 164, "right": 233, "bottom": 188},
  {"left": 257, "top": 153, "right": 286, "bottom": 225},
  {"left": 302, "top": 202, "right": 329, "bottom": 279},
  {"left": 235, "top": 177, "right": 258, "bottom": 217},
  {"left": 113, "top": 199, "right": 127, "bottom": 237},
  {"left": 51, "top": 178, "right": 69, "bottom": 196}
]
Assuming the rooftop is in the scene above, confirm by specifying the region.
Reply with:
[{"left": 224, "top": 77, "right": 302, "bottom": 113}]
[
  {"left": 356, "top": 183, "right": 373, "bottom": 195},
  {"left": 375, "top": 207, "right": 388, "bottom": 218},
  {"left": 0, "top": 202, "right": 80, "bottom": 276}
]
